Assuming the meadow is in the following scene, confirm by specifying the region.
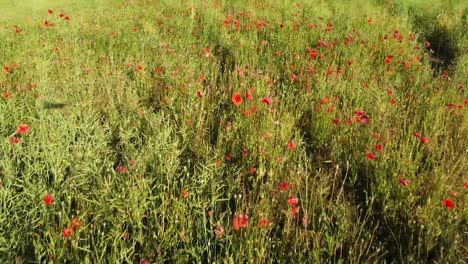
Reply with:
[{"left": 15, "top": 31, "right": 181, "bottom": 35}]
[{"left": 0, "top": 0, "right": 467, "bottom": 263}]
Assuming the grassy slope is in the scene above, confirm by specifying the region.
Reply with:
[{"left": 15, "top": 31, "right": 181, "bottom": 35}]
[{"left": 0, "top": 0, "right": 466, "bottom": 263}]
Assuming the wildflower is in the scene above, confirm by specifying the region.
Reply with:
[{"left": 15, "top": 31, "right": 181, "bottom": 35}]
[
  {"left": 309, "top": 49, "right": 318, "bottom": 60},
  {"left": 280, "top": 182, "right": 290, "bottom": 191},
  {"left": 413, "top": 131, "right": 421, "bottom": 138},
  {"left": 398, "top": 178, "right": 409, "bottom": 186},
  {"left": 9, "top": 137, "right": 20, "bottom": 145},
  {"left": 233, "top": 213, "right": 248, "bottom": 231},
  {"left": 441, "top": 72, "right": 448, "bottom": 78},
  {"left": 333, "top": 118, "right": 340, "bottom": 125},
  {"left": 214, "top": 226, "right": 225, "bottom": 238},
  {"left": 376, "top": 144, "right": 383, "bottom": 151},
  {"left": 258, "top": 218, "right": 269, "bottom": 228},
  {"left": 360, "top": 115, "right": 370, "bottom": 125},
  {"left": 245, "top": 90, "right": 254, "bottom": 100},
  {"left": 62, "top": 227, "right": 73, "bottom": 238},
  {"left": 71, "top": 218, "right": 82, "bottom": 230},
  {"left": 139, "top": 258, "right": 149, "bottom": 264},
  {"left": 442, "top": 198, "right": 455, "bottom": 210},
  {"left": 44, "top": 193, "right": 54, "bottom": 206},
  {"left": 117, "top": 166, "right": 127, "bottom": 173},
  {"left": 17, "top": 124, "right": 30, "bottom": 134},
  {"left": 197, "top": 90, "right": 203, "bottom": 98},
  {"left": 420, "top": 137, "right": 429, "bottom": 144},
  {"left": 262, "top": 97, "right": 271, "bottom": 105},
  {"left": 3, "top": 92, "right": 13, "bottom": 98},
  {"left": 292, "top": 206, "right": 300, "bottom": 218},
  {"left": 181, "top": 189, "right": 189, "bottom": 197},
  {"left": 287, "top": 196, "right": 299, "bottom": 206},
  {"left": 367, "top": 152, "right": 376, "bottom": 160},
  {"left": 48, "top": 9, "right": 53, "bottom": 14},
  {"left": 384, "top": 55, "right": 393, "bottom": 64},
  {"left": 287, "top": 140, "right": 296, "bottom": 149},
  {"left": 242, "top": 149, "right": 248, "bottom": 156},
  {"left": 231, "top": 93, "right": 243, "bottom": 106}
]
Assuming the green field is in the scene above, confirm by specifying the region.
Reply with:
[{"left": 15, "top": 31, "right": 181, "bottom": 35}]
[{"left": 0, "top": 0, "right": 467, "bottom": 263}]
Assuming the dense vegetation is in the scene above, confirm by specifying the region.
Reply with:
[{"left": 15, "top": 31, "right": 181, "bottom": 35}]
[{"left": 0, "top": 0, "right": 466, "bottom": 262}]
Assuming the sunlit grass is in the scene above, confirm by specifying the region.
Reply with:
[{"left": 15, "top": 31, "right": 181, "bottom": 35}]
[{"left": 0, "top": 0, "right": 466, "bottom": 263}]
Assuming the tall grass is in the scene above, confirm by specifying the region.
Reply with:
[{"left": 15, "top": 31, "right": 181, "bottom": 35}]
[{"left": 0, "top": 0, "right": 466, "bottom": 262}]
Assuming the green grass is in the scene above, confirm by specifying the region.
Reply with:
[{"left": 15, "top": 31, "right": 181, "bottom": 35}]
[{"left": 0, "top": 0, "right": 467, "bottom": 263}]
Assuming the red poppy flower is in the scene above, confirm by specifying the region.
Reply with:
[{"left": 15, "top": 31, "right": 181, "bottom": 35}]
[
  {"left": 287, "top": 196, "right": 299, "bottom": 206},
  {"left": 231, "top": 93, "right": 242, "bottom": 106},
  {"left": 398, "top": 178, "right": 409, "bottom": 186},
  {"left": 262, "top": 97, "right": 271, "bottom": 105},
  {"left": 72, "top": 218, "right": 82, "bottom": 230},
  {"left": 117, "top": 166, "right": 127, "bottom": 173},
  {"left": 233, "top": 213, "right": 248, "bottom": 231},
  {"left": 17, "top": 124, "right": 30, "bottom": 134},
  {"left": 441, "top": 72, "right": 448, "bottom": 78},
  {"left": 245, "top": 91, "right": 254, "bottom": 100},
  {"left": 258, "top": 218, "right": 269, "bottom": 228},
  {"left": 3, "top": 66, "right": 10, "bottom": 73},
  {"left": 197, "top": 90, "right": 203, "bottom": 98},
  {"left": 384, "top": 55, "right": 393, "bottom": 64},
  {"left": 48, "top": 9, "right": 53, "bottom": 14},
  {"left": 367, "top": 152, "right": 376, "bottom": 160},
  {"left": 9, "top": 137, "right": 20, "bottom": 145},
  {"left": 64, "top": 16, "right": 70, "bottom": 21},
  {"left": 413, "top": 131, "right": 421, "bottom": 138},
  {"left": 44, "top": 193, "right": 54, "bottom": 206},
  {"left": 214, "top": 226, "right": 225, "bottom": 238},
  {"left": 287, "top": 140, "right": 296, "bottom": 149},
  {"left": 376, "top": 144, "right": 383, "bottom": 151},
  {"left": 3, "top": 92, "right": 13, "bottom": 98},
  {"left": 309, "top": 49, "right": 318, "bottom": 60},
  {"left": 420, "top": 137, "right": 429, "bottom": 144},
  {"left": 292, "top": 206, "right": 300, "bottom": 218},
  {"left": 333, "top": 118, "right": 340, "bottom": 125},
  {"left": 443, "top": 198, "right": 455, "bottom": 210},
  {"left": 62, "top": 227, "right": 73, "bottom": 238},
  {"left": 360, "top": 115, "right": 370, "bottom": 125},
  {"left": 280, "top": 182, "right": 290, "bottom": 191}
]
